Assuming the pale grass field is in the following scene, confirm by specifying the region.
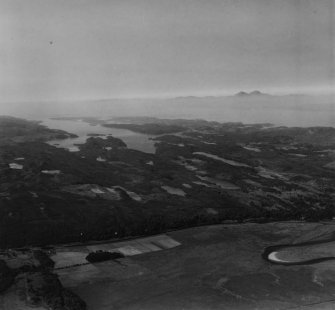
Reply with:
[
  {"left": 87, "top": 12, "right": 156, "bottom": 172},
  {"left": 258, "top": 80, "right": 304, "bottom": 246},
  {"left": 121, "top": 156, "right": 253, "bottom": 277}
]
[{"left": 52, "top": 234, "right": 181, "bottom": 269}]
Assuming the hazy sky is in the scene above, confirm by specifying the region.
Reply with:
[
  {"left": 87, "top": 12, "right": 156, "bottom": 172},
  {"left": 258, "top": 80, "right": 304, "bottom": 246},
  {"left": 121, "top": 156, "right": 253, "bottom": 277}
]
[{"left": 0, "top": 0, "right": 334, "bottom": 101}]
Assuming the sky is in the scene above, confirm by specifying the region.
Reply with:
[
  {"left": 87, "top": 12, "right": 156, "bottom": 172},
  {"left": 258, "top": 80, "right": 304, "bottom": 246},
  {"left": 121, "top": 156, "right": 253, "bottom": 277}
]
[{"left": 0, "top": 0, "right": 334, "bottom": 102}]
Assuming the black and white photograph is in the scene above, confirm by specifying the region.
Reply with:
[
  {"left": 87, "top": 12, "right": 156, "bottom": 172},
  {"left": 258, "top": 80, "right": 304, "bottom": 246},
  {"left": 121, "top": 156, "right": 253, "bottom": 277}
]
[{"left": 0, "top": 1, "right": 335, "bottom": 309}]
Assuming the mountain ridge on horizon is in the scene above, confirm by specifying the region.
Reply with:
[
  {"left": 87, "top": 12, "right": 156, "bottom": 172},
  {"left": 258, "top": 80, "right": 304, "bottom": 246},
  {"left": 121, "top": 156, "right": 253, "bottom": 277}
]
[
  {"left": 174, "top": 90, "right": 275, "bottom": 100},
  {"left": 234, "top": 90, "right": 270, "bottom": 97}
]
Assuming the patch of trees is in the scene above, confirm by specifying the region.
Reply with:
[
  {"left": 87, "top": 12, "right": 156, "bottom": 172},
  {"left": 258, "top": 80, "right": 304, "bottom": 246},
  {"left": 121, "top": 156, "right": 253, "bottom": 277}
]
[
  {"left": 86, "top": 251, "right": 124, "bottom": 263},
  {"left": 27, "top": 271, "right": 86, "bottom": 310},
  {"left": 0, "top": 259, "right": 14, "bottom": 293},
  {"left": 1, "top": 187, "right": 334, "bottom": 251},
  {"left": 33, "top": 249, "right": 55, "bottom": 269},
  {"left": 80, "top": 136, "right": 127, "bottom": 150},
  {"left": 0, "top": 249, "right": 86, "bottom": 310},
  {"left": 290, "top": 195, "right": 334, "bottom": 222}
]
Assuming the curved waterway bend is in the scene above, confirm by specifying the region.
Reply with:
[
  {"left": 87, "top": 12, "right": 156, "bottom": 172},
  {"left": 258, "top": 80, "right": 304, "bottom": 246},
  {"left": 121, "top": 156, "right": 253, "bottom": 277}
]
[
  {"left": 264, "top": 239, "right": 335, "bottom": 265},
  {"left": 42, "top": 118, "right": 156, "bottom": 154}
]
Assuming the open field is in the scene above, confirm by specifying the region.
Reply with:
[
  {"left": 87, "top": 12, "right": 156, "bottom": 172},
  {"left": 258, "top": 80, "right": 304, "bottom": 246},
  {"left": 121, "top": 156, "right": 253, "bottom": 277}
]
[
  {"left": 52, "top": 234, "right": 181, "bottom": 269},
  {"left": 56, "top": 222, "right": 335, "bottom": 310}
]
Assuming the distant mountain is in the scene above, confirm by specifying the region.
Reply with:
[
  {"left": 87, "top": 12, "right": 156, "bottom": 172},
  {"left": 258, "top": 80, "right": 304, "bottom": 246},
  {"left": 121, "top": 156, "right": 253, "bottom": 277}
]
[
  {"left": 249, "top": 90, "right": 263, "bottom": 96},
  {"left": 174, "top": 95, "right": 202, "bottom": 100},
  {"left": 234, "top": 90, "right": 270, "bottom": 97},
  {"left": 171, "top": 91, "right": 318, "bottom": 101},
  {"left": 174, "top": 91, "right": 270, "bottom": 100},
  {"left": 235, "top": 91, "right": 249, "bottom": 97}
]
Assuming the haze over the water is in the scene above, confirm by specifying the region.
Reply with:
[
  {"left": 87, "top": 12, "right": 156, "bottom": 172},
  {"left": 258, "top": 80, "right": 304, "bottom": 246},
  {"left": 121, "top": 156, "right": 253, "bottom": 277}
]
[{"left": 0, "top": 0, "right": 334, "bottom": 126}]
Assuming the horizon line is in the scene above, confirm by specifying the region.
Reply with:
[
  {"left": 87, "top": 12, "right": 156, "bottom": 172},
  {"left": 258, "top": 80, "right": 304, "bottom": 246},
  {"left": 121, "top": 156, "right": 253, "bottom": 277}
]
[{"left": 1, "top": 88, "right": 334, "bottom": 104}]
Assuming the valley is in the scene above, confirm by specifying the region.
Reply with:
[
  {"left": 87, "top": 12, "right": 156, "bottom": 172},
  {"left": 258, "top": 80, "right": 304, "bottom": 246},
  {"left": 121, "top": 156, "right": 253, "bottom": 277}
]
[{"left": 1, "top": 115, "right": 335, "bottom": 309}]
